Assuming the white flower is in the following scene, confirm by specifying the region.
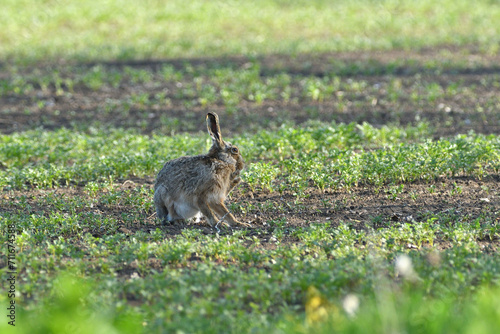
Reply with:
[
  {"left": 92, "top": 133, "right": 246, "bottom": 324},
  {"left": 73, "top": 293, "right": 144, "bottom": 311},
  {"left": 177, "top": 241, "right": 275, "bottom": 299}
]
[
  {"left": 342, "top": 294, "right": 360, "bottom": 317},
  {"left": 395, "top": 254, "right": 417, "bottom": 280}
]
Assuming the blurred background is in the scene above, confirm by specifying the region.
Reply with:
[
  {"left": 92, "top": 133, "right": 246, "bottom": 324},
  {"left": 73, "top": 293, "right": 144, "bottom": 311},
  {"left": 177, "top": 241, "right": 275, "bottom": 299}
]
[{"left": 2, "top": 0, "right": 499, "bottom": 62}]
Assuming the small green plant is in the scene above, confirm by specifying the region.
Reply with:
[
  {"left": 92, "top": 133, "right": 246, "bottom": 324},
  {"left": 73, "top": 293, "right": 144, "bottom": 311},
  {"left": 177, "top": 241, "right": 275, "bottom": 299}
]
[
  {"left": 409, "top": 192, "right": 418, "bottom": 201},
  {"left": 386, "top": 184, "right": 405, "bottom": 201},
  {"left": 81, "top": 65, "right": 106, "bottom": 90},
  {"left": 451, "top": 182, "right": 463, "bottom": 195},
  {"left": 84, "top": 181, "right": 100, "bottom": 198},
  {"left": 242, "top": 162, "right": 280, "bottom": 192}
]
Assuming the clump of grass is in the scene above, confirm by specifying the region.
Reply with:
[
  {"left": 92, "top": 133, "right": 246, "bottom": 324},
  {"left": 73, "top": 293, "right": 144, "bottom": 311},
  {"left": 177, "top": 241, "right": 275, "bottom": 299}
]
[{"left": 0, "top": 123, "right": 498, "bottom": 191}]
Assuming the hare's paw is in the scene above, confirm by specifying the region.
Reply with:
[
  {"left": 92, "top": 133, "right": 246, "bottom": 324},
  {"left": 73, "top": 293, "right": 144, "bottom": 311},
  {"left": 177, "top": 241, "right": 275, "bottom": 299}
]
[
  {"left": 236, "top": 221, "right": 253, "bottom": 228},
  {"left": 163, "top": 218, "right": 186, "bottom": 226}
]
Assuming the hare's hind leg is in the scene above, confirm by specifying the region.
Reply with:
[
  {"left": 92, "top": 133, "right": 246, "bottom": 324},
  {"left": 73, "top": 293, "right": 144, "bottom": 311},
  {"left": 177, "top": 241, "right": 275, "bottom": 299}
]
[
  {"left": 165, "top": 203, "right": 186, "bottom": 224},
  {"left": 154, "top": 196, "right": 169, "bottom": 224},
  {"left": 156, "top": 204, "right": 169, "bottom": 224},
  {"left": 154, "top": 188, "right": 169, "bottom": 224},
  {"left": 196, "top": 198, "right": 219, "bottom": 227},
  {"left": 156, "top": 201, "right": 185, "bottom": 225}
]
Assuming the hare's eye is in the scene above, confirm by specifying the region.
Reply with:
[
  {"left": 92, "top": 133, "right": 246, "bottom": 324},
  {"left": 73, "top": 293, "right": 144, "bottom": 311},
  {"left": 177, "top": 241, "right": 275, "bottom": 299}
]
[{"left": 231, "top": 147, "right": 239, "bottom": 154}]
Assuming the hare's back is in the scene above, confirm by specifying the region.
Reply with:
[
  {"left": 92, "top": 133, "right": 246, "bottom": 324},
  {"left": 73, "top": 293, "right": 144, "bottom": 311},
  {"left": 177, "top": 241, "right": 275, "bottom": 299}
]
[{"left": 155, "top": 155, "right": 214, "bottom": 190}]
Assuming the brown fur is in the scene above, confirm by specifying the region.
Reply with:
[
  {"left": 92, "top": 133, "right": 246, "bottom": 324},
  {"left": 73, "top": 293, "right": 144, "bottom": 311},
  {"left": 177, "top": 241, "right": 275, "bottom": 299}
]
[{"left": 154, "top": 112, "right": 245, "bottom": 227}]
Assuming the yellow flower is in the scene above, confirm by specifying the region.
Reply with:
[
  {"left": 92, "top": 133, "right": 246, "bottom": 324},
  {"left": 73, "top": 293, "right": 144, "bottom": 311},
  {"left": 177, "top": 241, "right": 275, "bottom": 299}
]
[{"left": 305, "top": 286, "right": 338, "bottom": 325}]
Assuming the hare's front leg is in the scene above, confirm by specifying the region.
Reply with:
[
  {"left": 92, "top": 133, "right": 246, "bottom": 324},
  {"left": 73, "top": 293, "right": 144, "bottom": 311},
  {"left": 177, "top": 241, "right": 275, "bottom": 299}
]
[
  {"left": 226, "top": 174, "right": 241, "bottom": 195},
  {"left": 211, "top": 200, "right": 251, "bottom": 227}
]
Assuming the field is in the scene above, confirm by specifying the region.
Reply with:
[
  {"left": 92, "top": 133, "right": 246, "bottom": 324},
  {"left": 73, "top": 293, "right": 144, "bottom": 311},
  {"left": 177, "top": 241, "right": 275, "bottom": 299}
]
[{"left": 1, "top": 1, "right": 500, "bottom": 333}]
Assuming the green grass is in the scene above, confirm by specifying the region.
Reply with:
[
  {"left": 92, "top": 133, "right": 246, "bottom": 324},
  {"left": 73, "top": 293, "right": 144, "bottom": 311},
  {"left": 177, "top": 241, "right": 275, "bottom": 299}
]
[
  {"left": 1, "top": 208, "right": 499, "bottom": 333},
  {"left": 0, "top": 124, "right": 498, "bottom": 191},
  {"left": 2, "top": 0, "right": 500, "bottom": 63}
]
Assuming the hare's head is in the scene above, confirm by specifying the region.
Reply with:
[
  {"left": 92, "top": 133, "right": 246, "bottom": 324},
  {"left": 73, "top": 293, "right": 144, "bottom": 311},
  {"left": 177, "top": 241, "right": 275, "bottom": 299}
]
[{"left": 206, "top": 112, "right": 243, "bottom": 169}]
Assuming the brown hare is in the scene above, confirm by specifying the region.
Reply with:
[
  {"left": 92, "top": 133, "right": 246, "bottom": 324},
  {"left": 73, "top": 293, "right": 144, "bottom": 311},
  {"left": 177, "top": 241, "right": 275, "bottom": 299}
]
[{"left": 154, "top": 112, "right": 246, "bottom": 228}]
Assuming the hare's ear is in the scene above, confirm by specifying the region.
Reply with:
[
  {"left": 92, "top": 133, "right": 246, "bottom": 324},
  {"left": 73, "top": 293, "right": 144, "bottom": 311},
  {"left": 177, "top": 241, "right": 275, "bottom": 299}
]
[{"left": 206, "top": 112, "right": 223, "bottom": 147}]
